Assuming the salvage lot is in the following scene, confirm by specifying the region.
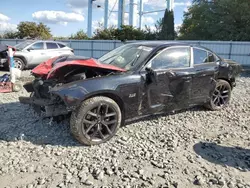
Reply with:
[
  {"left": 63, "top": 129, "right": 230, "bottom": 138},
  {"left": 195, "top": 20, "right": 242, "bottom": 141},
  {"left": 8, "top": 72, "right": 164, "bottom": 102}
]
[{"left": 0, "top": 70, "right": 250, "bottom": 188}]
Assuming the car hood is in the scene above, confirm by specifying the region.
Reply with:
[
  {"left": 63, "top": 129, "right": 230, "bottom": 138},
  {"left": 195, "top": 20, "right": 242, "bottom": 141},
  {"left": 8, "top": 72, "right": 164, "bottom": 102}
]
[
  {"left": 223, "top": 59, "right": 239, "bottom": 65},
  {"left": 32, "top": 55, "right": 126, "bottom": 79}
]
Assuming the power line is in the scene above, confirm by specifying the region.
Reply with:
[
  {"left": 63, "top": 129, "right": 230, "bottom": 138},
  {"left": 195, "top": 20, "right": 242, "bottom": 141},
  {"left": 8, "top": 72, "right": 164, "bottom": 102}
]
[{"left": 108, "top": 0, "right": 118, "bottom": 20}]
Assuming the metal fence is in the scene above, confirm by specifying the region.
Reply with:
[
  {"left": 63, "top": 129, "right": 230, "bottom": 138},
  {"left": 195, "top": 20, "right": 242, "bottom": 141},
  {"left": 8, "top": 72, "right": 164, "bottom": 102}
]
[{"left": 1, "top": 39, "right": 250, "bottom": 65}]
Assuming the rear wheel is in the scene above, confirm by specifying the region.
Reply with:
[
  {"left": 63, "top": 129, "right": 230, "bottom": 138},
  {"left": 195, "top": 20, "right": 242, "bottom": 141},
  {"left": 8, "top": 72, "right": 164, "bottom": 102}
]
[
  {"left": 205, "top": 79, "right": 231, "bottom": 110},
  {"left": 70, "top": 96, "right": 122, "bottom": 145}
]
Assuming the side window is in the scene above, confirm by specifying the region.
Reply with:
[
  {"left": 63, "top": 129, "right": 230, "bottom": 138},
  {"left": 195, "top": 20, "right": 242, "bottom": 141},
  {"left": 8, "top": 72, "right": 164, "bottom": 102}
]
[
  {"left": 30, "top": 42, "right": 44, "bottom": 50},
  {"left": 46, "top": 42, "right": 59, "bottom": 49},
  {"left": 193, "top": 48, "right": 208, "bottom": 65},
  {"left": 58, "top": 43, "right": 66, "bottom": 48},
  {"left": 149, "top": 47, "right": 190, "bottom": 70}
]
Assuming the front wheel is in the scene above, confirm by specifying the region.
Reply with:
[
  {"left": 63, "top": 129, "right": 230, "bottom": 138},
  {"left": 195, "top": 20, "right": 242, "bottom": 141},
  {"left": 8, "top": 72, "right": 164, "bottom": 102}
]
[
  {"left": 70, "top": 96, "right": 122, "bottom": 145},
  {"left": 205, "top": 79, "right": 231, "bottom": 110},
  {"left": 14, "top": 57, "right": 25, "bottom": 70}
]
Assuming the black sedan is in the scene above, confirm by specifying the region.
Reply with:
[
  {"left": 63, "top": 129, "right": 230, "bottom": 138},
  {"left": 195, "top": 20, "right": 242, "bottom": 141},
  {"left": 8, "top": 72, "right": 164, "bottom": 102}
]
[{"left": 19, "top": 42, "right": 242, "bottom": 145}]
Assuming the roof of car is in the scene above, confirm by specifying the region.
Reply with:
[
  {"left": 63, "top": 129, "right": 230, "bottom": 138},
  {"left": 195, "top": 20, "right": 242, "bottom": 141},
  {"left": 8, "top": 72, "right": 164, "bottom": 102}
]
[
  {"left": 126, "top": 41, "right": 193, "bottom": 48},
  {"left": 23, "top": 40, "right": 65, "bottom": 44},
  {"left": 126, "top": 41, "right": 215, "bottom": 52}
]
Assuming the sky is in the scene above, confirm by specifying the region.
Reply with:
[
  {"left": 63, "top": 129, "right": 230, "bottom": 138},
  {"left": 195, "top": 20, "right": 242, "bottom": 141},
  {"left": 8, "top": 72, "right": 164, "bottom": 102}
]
[{"left": 0, "top": 0, "right": 191, "bottom": 37}]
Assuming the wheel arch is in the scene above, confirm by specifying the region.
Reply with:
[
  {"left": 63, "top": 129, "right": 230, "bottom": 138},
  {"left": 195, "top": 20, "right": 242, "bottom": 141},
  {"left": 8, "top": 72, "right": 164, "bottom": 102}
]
[
  {"left": 14, "top": 55, "right": 27, "bottom": 66},
  {"left": 217, "top": 77, "right": 234, "bottom": 89},
  {"left": 85, "top": 92, "right": 124, "bottom": 113},
  {"left": 84, "top": 92, "right": 126, "bottom": 124}
]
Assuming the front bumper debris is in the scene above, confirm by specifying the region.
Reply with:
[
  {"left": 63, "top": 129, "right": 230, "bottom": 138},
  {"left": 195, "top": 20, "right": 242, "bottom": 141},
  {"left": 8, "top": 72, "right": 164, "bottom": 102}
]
[
  {"left": 19, "top": 96, "right": 55, "bottom": 106},
  {"left": 19, "top": 97, "right": 69, "bottom": 117}
]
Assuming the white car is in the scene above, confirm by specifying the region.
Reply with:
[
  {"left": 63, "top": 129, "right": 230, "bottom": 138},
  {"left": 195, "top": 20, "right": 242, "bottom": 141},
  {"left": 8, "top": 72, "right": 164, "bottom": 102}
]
[{"left": 0, "top": 40, "right": 74, "bottom": 70}]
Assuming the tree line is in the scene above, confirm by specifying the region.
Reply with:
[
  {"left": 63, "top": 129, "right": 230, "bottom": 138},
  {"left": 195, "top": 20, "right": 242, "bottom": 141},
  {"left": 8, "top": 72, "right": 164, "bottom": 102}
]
[
  {"left": 1, "top": 0, "right": 250, "bottom": 41},
  {"left": 0, "top": 10, "right": 175, "bottom": 41}
]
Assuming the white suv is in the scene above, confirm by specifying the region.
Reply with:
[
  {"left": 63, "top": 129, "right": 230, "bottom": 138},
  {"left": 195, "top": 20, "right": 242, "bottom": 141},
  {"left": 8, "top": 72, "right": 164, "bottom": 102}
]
[{"left": 1, "top": 40, "right": 74, "bottom": 70}]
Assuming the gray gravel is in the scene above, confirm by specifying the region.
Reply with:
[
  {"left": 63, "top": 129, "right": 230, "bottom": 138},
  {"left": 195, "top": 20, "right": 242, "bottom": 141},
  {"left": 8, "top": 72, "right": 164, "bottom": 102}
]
[{"left": 0, "top": 70, "right": 250, "bottom": 188}]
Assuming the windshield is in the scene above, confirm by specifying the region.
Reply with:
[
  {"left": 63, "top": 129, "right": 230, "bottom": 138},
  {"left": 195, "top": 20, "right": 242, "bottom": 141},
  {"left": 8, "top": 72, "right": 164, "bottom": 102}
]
[
  {"left": 98, "top": 44, "right": 153, "bottom": 71},
  {"left": 15, "top": 41, "right": 33, "bottom": 50}
]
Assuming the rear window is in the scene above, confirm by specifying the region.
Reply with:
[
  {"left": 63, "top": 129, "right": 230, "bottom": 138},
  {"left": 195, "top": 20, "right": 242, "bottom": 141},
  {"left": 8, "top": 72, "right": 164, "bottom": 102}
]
[
  {"left": 46, "top": 42, "right": 58, "bottom": 49},
  {"left": 58, "top": 43, "right": 66, "bottom": 48}
]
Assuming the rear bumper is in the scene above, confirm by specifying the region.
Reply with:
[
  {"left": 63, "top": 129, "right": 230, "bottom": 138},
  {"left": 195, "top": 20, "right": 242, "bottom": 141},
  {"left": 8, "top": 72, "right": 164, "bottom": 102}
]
[{"left": 19, "top": 96, "right": 70, "bottom": 117}]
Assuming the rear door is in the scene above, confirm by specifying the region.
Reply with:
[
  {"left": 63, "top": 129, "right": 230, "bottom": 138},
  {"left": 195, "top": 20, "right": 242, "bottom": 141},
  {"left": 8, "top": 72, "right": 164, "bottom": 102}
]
[
  {"left": 45, "top": 42, "right": 61, "bottom": 59},
  {"left": 191, "top": 47, "right": 219, "bottom": 104}
]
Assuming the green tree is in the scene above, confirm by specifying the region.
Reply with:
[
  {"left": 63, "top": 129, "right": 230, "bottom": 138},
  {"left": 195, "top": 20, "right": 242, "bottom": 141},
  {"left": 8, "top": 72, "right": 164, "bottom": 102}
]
[
  {"left": 93, "top": 26, "right": 118, "bottom": 40},
  {"left": 70, "top": 29, "right": 88, "bottom": 40},
  {"left": 17, "top": 21, "right": 52, "bottom": 39},
  {"left": 144, "top": 25, "right": 158, "bottom": 40},
  {"left": 36, "top": 23, "right": 52, "bottom": 39},
  {"left": 159, "top": 10, "right": 175, "bottom": 40},
  {"left": 2, "top": 31, "right": 19, "bottom": 39},
  {"left": 179, "top": 0, "right": 250, "bottom": 41},
  {"left": 53, "top": 36, "right": 69, "bottom": 40},
  {"left": 116, "top": 25, "right": 145, "bottom": 41},
  {"left": 93, "top": 25, "right": 148, "bottom": 41}
]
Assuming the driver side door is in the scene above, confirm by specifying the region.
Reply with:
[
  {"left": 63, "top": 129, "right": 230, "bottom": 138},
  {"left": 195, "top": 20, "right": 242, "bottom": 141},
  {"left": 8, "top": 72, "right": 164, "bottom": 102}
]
[{"left": 140, "top": 46, "right": 194, "bottom": 114}]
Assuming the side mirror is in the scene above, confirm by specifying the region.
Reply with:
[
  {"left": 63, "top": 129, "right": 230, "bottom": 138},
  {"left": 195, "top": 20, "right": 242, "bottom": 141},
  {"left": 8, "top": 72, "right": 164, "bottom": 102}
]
[
  {"left": 27, "top": 47, "right": 33, "bottom": 51},
  {"left": 145, "top": 67, "right": 154, "bottom": 73},
  {"left": 145, "top": 67, "right": 157, "bottom": 84}
]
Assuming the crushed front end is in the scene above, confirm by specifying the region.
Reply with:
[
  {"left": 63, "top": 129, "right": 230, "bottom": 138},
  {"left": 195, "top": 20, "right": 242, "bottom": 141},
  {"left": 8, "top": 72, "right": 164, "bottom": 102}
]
[
  {"left": 18, "top": 55, "right": 126, "bottom": 117},
  {"left": 19, "top": 78, "right": 70, "bottom": 117}
]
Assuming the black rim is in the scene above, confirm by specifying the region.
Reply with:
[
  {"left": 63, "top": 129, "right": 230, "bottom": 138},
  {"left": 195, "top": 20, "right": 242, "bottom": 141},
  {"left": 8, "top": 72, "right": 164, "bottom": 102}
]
[
  {"left": 82, "top": 103, "right": 117, "bottom": 142},
  {"left": 212, "top": 84, "right": 230, "bottom": 107}
]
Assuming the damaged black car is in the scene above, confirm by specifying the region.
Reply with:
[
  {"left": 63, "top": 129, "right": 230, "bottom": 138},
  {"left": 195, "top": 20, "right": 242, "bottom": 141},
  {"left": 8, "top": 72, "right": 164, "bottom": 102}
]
[{"left": 19, "top": 42, "right": 242, "bottom": 145}]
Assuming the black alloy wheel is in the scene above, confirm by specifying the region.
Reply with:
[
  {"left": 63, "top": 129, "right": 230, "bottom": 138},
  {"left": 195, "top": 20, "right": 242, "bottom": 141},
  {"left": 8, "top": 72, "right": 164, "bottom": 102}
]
[
  {"left": 82, "top": 103, "right": 118, "bottom": 142},
  {"left": 212, "top": 84, "right": 230, "bottom": 107},
  {"left": 206, "top": 79, "right": 231, "bottom": 110},
  {"left": 70, "top": 96, "right": 122, "bottom": 145}
]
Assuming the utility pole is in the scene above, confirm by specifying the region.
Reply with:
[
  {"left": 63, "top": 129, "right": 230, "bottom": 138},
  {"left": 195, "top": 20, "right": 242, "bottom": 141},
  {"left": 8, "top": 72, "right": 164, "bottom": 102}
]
[
  {"left": 118, "top": 0, "right": 125, "bottom": 29},
  {"left": 139, "top": 0, "right": 143, "bottom": 29},
  {"left": 104, "top": 0, "right": 109, "bottom": 29},
  {"left": 166, "top": 0, "right": 170, "bottom": 11},
  {"left": 129, "top": 0, "right": 135, "bottom": 26},
  {"left": 139, "top": 0, "right": 173, "bottom": 29},
  {"left": 87, "top": 0, "right": 93, "bottom": 37}
]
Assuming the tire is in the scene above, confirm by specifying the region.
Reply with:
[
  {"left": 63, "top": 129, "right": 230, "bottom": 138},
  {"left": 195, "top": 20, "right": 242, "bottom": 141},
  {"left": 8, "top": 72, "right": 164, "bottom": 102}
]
[
  {"left": 70, "top": 96, "right": 122, "bottom": 146},
  {"left": 14, "top": 57, "right": 25, "bottom": 70},
  {"left": 205, "top": 79, "right": 231, "bottom": 110}
]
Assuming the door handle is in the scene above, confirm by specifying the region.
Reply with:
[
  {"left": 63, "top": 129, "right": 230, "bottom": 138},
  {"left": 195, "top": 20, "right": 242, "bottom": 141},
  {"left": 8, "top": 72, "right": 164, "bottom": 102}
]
[
  {"left": 41, "top": 53, "right": 45, "bottom": 55},
  {"left": 182, "top": 76, "right": 191, "bottom": 80}
]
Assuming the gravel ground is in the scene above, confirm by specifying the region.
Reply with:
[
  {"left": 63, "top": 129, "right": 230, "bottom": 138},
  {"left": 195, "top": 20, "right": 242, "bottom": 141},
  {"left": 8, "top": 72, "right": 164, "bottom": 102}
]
[{"left": 0, "top": 70, "right": 250, "bottom": 188}]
